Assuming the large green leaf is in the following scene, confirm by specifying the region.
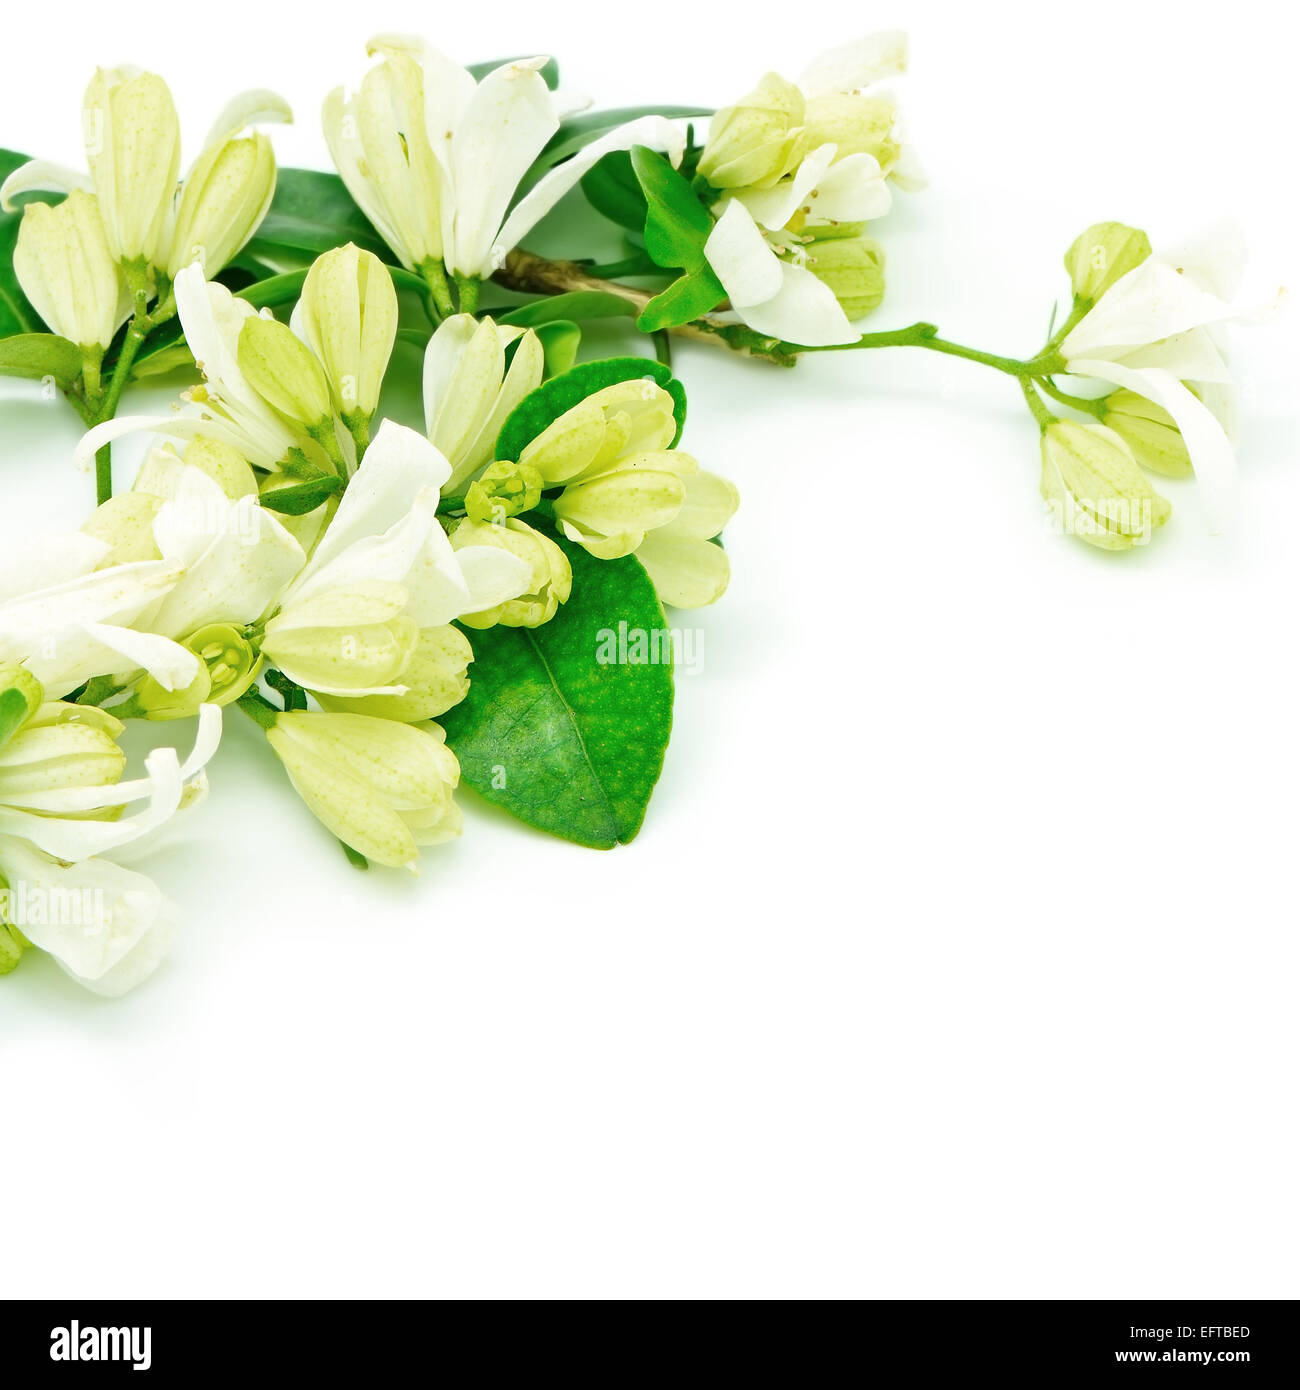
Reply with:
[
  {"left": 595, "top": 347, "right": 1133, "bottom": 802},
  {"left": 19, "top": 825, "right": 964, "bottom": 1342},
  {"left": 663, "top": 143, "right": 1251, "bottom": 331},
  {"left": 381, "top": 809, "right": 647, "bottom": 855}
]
[
  {"left": 442, "top": 531, "right": 674, "bottom": 848},
  {"left": 245, "top": 168, "right": 393, "bottom": 266},
  {"left": 494, "top": 356, "right": 686, "bottom": 462},
  {"left": 0, "top": 148, "right": 44, "bottom": 338},
  {"left": 0, "top": 332, "right": 84, "bottom": 387}
]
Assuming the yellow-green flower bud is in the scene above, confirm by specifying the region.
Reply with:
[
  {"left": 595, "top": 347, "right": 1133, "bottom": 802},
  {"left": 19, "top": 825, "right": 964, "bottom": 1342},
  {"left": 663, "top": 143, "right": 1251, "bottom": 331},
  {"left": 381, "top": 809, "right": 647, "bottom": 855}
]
[
  {"left": 266, "top": 710, "right": 461, "bottom": 868},
  {"left": 13, "top": 190, "right": 123, "bottom": 350},
  {"left": 0, "top": 665, "right": 44, "bottom": 749},
  {"left": 317, "top": 626, "right": 472, "bottom": 723},
  {"left": 553, "top": 456, "right": 690, "bottom": 560},
  {"left": 296, "top": 243, "right": 398, "bottom": 430},
  {"left": 83, "top": 68, "right": 180, "bottom": 267},
  {"left": 463, "top": 460, "right": 544, "bottom": 524},
  {"left": 82, "top": 492, "right": 164, "bottom": 567},
  {"left": 518, "top": 380, "right": 678, "bottom": 485},
  {"left": 261, "top": 583, "right": 419, "bottom": 698},
  {"left": 186, "top": 624, "right": 262, "bottom": 706},
  {"left": 132, "top": 662, "right": 213, "bottom": 721},
  {"left": 1100, "top": 389, "right": 1192, "bottom": 478},
  {"left": 451, "top": 518, "right": 573, "bottom": 629},
  {"left": 0, "top": 917, "right": 24, "bottom": 975},
  {"left": 697, "top": 73, "right": 805, "bottom": 190},
  {"left": 1040, "top": 419, "right": 1170, "bottom": 550},
  {"left": 806, "top": 231, "right": 886, "bottom": 320},
  {"left": 800, "top": 93, "right": 900, "bottom": 171},
  {"left": 0, "top": 701, "right": 126, "bottom": 793},
  {"left": 167, "top": 133, "right": 277, "bottom": 278},
  {"left": 237, "top": 316, "right": 334, "bottom": 432},
  {"left": 1064, "top": 222, "right": 1152, "bottom": 304}
]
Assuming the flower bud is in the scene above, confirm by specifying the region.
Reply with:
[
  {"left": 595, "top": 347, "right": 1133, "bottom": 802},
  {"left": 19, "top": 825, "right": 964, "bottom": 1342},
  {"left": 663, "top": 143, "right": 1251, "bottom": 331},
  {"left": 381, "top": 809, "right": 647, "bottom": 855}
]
[
  {"left": 266, "top": 710, "right": 461, "bottom": 867},
  {"left": 425, "top": 314, "right": 545, "bottom": 493},
  {"left": 1100, "top": 389, "right": 1192, "bottom": 478},
  {"left": 0, "top": 917, "right": 24, "bottom": 975},
  {"left": 13, "top": 190, "right": 123, "bottom": 349},
  {"left": 552, "top": 462, "right": 688, "bottom": 560},
  {"left": 261, "top": 583, "right": 419, "bottom": 697},
  {"left": 132, "top": 662, "right": 213, "bottom": 721},
  {"left": 317, "top": 626, "right": 472, "bottom": 723},
  {"left": 296, "top": 244, "right": 398, "bottom": 430},
  {"left": 806, "top": 231, "right": 885, "bottom": 320},
  {"left": 237, "top": 316, "right": 334, "bottom": 432},
  {"left": 800, "top": 93, "right": 900, "bottom": 171},
  {"left": 1040, "top": 419, "right": 1170, "bottom": 550},
  {"left": 186, "top": 624, "right": 261, "bottom": 706},
  {"left": 0, "top": 701, "right": 126, "bottom": 800},
  {"left": 0, "top": 666, "right": 44, "bottom": 749},
  {"left": 83, "top": 68, "right": 180, "bottom": 266},
  {"left": 450, "top": 518, "right": 573, "bottom": 628},
  {"left": 464, "top": 460, "right": 544, "bottom": 524},
  {"left": 1064, "top": 222, "right": 1152, "bottom": 304},
  {"left": 518, "top": 380, "right": 678, "bottom": 485},
  {"left": 167, "top": 133, "right": 277, "bottom": 278},
  {"left": 697, "top": 73, "right": 805, "bottom": 190}
]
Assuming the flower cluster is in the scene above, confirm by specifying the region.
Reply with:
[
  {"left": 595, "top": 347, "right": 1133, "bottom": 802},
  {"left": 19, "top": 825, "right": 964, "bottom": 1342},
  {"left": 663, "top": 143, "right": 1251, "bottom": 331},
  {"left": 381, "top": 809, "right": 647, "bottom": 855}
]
[{"left": 0, "top": 30, "right": 1276, "bottom": 997}]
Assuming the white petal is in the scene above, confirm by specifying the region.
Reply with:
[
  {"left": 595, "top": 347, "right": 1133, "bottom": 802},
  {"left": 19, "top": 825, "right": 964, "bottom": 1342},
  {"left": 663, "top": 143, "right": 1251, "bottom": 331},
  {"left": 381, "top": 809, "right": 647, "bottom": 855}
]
[
  {"left": 0, "top": 159, "right": 92, "bottom": 211},
  {"left": 799, "top": 31, "right": 909, "bottom": 98},
  {"left": 732, "top": 261, "right": 859, "bottom": 347},
  {"left": 738, "top": 144, "right": 837, "bottom": 230},
  {"left": 452, "top": 545, "right": 532, "bottom": 614},
  {"left": 0, "top": 532, "right": 104, "bottom": 601},
  {"left": 422, "top": 314, "right": 480, "bottom": 436},
  {"left": 812, "top": 152, "right": 892, "bottom": 222},
  {"left": 1069, "top": 358, "right": 1237, "bottom": 534},
  {"left": 1156, "top": 220, "right": 1247, "bottom": 300},
  {"left": 202, "top": 88, "right": 293, "bottom": 147},
  {"left": 1063, "top": 259, "right": 1239, "bottom": 360},
  {"left": 80, "top": 621, "right": 201, "bottom": 691},
  {"left": 491, "top": 115, "right": 687, "bottom": 271},
  {"left": 445, "top": 59, "right": 559, "bottom": 277},
  {"left": 704, "top": 199, "right": 784, "bottom": 308}
]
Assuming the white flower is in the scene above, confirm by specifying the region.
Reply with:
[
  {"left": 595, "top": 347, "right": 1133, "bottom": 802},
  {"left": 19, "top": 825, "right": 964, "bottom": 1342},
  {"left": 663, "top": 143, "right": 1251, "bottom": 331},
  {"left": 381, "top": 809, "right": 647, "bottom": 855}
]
[
  {"left": 324, "top": 35, "right": 685, "bottom": 279},
  {"left": 78, "top": 266, "right": 322, "bottom": 471},
  {"left": 0, "top": 531, "right": 198, "bottom": 698},
  {"left": 0, "top": 73, "right": 290, "bottom": 278},
  {"left": 1059, "top": 222, "right": 1279, "bottom": 532},
  {"left": 263, "top": 421, "right": 531, "bottom": 702},
  {"left": 0, "top": 699, "right": 220, "bottom": 861},
  {"left": 704, "top": 197, "right": 859, "bottom": 346},
  {"left": 0, "top": 836, "right": 179, "bottom": 996}
]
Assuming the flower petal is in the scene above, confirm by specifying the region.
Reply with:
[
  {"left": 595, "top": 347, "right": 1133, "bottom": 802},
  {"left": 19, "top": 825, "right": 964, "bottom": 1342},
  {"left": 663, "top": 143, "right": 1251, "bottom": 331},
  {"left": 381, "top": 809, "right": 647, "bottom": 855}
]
[{"left": 798, "top": 31, "right": 909, "bottom": 98}]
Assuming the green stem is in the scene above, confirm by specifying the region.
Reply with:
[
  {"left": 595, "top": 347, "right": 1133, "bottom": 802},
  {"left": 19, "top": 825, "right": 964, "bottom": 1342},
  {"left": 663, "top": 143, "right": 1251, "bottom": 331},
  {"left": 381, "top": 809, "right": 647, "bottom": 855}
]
[
  {"left": 1035, "top": 377, "right": 1106, "bottom": 417},
  {"left": 799, "top": 321, "right": 1034, "bottom": 376},
  {"left": 454, "top": 273, "right": 481, "bottom": 316},
  {"left": 419, "top": 259, "right": 455, "bottom": 319},
  {"left": 1019, "top": 379, "right": 1056, "bottom": 431}
]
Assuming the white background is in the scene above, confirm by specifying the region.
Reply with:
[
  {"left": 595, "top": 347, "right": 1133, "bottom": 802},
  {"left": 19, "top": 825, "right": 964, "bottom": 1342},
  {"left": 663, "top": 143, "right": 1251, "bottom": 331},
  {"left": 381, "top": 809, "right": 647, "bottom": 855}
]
[{"left": 1, "top": 0, "right": 1297, "bottom": 1299}]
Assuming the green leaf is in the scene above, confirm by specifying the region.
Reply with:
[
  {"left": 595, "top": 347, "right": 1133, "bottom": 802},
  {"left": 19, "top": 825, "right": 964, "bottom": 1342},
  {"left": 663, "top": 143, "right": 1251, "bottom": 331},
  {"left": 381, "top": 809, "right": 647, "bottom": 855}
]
[
  {"left": 467, "top": 56, "right": 560, "bottom": 89},
  {"left": 245, "top": 168, "right": 393, "bottom": 266},
  {"left": 259, "top": 474, "right": 344, "bottom": 515},
  {"left": 0, "top": 148, "right": 44, "bottom": 337},
  {"left": 637, "top": 266, "right": 726, "bottom": 333},
  {"left": 497, "top": 290, "right": 639, "bottom": 328},
  {"left": 534, "top": 320, "right": 582, "bottom": 375},
  {"left": 442, "top": 531, "right": 673, "bottom": 848},
  {"left": 0, "top": 332, "right": 84, "bottom": 387},
  {"left": 581, "top": 151, "right": 649, "bottom": 233},
  {"left": 494, "top": 356, "right": 686, "bottom": 462},
  {"left": 630, "top": 147, "right": 713, "bottom": 272},
  {"left": 518, "top": 106, "right": 711, "bottom": 196}
]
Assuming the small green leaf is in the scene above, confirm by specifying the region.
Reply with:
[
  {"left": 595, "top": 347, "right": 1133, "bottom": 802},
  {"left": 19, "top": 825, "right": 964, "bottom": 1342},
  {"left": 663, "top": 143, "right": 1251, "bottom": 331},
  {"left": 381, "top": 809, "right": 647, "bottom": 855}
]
[
  {"left": 630, "top": 147, "right": 714, "bottom": 272},
  {"left": 259, "top": 474, "right": 344, "bottom": 515},
  {"left": 494, "top": 356, "right": 686, "bottom": 463},
  {"left": 0, "top": 685, "right": 32, "bottom": 749},
  {"left": 637, "top": 267, "right": 726, "bottom": 333},
  {"left": 0, "top": 332, "right": 84, "bottom": 387},
  {"left": 441, "top": 531, "right": 674, "bottom": 848},
  {"left": 581, "top": 151, "right": 649, "bottom": 233},
  {"left": 498, "top": 290, "right": 639, "bottom": 328},
  {"left": 535, "top": 320, "right": 582, "bottom": 376}
]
